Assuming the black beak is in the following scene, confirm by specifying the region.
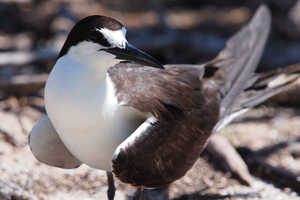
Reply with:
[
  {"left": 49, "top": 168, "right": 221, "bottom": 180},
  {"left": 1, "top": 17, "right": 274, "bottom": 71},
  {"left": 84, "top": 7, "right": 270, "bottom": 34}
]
[{"left": 103, "top": 43, "right": 164, "bottom": 69}]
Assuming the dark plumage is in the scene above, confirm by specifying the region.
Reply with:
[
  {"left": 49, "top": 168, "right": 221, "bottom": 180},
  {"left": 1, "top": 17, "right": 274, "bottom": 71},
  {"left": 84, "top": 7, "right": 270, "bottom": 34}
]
[
  {"left": 109, "top": 6, "right": 300, "bottom": 187},
  {"left": 28, "top": 5, "right": 300, "bottom": 200},
  {"left": 59, "top": 15, "right": 123, "bottom": 58}
]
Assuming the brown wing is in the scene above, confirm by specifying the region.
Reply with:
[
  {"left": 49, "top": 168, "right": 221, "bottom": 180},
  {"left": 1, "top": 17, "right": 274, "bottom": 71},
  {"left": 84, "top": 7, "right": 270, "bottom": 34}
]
[
  {"left": 108, "top": 63, "right": 220, "bottom": 187},
  {"left": 109, "top": 5, "right": 272, "bottom": 187},
  {"left": 108, "top": 63, "right": 208, "bottom": 118}
]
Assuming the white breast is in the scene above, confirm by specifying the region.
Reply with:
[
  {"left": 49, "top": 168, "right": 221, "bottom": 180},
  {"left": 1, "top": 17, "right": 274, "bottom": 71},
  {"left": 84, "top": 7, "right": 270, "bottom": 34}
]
[{"left": 45, "top": 52, "right": 147, "bottom": 171}]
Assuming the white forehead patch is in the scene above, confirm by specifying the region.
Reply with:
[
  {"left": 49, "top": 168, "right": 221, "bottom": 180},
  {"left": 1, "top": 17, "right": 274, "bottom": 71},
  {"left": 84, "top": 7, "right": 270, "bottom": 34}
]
[{"left": 97, "top": 26, "right": 127, "bottom": 49}]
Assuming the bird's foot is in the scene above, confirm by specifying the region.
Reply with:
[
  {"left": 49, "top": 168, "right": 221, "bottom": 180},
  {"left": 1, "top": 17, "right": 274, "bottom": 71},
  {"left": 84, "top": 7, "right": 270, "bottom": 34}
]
[
  {"left": 106, "top": 171, "right": 116, "bottom": 200},
  {"left": 133, "top": 187, "right": 144, "bottom": 200}
]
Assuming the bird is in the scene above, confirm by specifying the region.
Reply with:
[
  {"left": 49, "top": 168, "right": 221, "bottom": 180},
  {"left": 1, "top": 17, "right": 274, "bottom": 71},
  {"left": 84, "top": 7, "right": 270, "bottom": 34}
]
[{"left": 28, "top": 5, "right": 300, "bottom": 200}]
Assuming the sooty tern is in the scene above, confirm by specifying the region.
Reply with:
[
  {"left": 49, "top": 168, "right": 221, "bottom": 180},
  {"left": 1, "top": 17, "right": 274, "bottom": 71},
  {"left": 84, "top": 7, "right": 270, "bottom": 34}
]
[{"left": 29, "top": 5, "right": 300, "bottom": 200}]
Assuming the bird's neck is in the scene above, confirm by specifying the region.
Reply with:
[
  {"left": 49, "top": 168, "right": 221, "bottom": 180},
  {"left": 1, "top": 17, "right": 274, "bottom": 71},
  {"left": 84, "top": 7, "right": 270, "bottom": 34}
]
[{"left": 63, "top": 41, "right": 120, "bottom": 78}]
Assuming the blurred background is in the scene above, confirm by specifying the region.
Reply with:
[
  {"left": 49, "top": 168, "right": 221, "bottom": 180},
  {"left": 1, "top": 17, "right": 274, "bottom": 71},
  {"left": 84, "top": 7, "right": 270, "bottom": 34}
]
[{"left": 0, "top": 0, "right": 300, "bottom": 200}]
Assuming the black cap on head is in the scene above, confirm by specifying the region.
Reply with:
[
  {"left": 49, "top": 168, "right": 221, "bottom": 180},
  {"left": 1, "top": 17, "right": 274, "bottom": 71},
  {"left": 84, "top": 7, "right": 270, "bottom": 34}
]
[
  {"left": 57, "top": 15, "right": 163, "bottom": 69},
  {"left": 58, "top": 15, "right": 124, "bottom": 58}
]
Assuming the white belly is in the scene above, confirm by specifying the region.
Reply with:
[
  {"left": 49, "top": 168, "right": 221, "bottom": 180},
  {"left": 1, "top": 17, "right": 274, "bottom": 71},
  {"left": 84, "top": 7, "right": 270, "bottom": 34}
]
[{"left": 45, "top": 58, "right": 146, "bottom": 171}]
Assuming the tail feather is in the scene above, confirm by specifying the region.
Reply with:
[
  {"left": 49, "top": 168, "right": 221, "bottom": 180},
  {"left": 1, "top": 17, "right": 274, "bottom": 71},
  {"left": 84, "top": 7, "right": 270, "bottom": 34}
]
[
  {"left": 206, "top": 5, "right": 300, "bottom": 131},
  {"left": 214, "top": 63, "right": 300, "bottom": 132},
  {"left": 236, "top": 64, "right": 300, "bottom": 110},
  {"left": 206, "top": 5, "right": 271, "bottom": 119}
]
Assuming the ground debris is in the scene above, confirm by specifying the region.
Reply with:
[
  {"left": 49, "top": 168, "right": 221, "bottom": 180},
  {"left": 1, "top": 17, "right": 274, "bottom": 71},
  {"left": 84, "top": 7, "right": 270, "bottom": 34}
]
[{"left": 0, "top": 1, "right": 300, "bottom": 199}]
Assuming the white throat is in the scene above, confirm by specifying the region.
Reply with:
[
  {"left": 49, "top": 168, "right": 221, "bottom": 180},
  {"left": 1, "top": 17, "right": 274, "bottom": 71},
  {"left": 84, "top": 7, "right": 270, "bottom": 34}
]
[
  {"left": 44, "top": 46, "right": 147, "bottom": 170},
  {"left": 66, "top": 41, "right": 120, "bottom": 75}
]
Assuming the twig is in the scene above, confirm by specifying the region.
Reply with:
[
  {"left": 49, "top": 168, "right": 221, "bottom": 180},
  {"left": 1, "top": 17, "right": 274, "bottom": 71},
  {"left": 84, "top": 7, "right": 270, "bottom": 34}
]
[
  {"left": 0, "top": 74, "right": 47, "bottom": 96},
  {"left": 0, "top": 128, "right": 19, "bottom": 147},
  {"left": 238, "top": 147, "right": 300, "bottom": 193},
  {"left": 0, "top": 50, "right": 57, "bottom": 67},
  {"left": 207, "top": 134, "right": 254, "bottom": 186},
  {"left": 129, "top": 28, "right": 300, "bottom": 68}
]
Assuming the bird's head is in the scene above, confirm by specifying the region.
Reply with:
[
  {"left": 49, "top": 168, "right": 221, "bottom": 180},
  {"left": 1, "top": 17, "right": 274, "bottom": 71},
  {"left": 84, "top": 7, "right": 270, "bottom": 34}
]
[{"left": 58, "top": 15, "right": 163, "bottom": 69}]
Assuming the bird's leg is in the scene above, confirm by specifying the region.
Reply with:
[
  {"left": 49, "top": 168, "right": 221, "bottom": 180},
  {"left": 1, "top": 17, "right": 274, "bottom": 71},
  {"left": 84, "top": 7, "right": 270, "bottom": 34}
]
[
  {"left": 139, "top": 187, "right": 144, "bottom": 200},
  {"left": 144, "top": 187, "right": 169, "bottom": 200},
  {"left": 134, "top": 187, "right": 144, "bottom": 200},
  {"left": 106, "top": 171, "right": 116, "bottom": 200}
]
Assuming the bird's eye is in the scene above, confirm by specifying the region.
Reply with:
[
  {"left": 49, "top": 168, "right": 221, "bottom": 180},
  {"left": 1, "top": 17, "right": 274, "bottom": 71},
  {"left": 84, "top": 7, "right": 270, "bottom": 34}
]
[
  {"left": 87, "top": 30, "right": 98, "bottom": 41},
  {"left": 88, "top": 29, "right": 111, "bottom": 47}
]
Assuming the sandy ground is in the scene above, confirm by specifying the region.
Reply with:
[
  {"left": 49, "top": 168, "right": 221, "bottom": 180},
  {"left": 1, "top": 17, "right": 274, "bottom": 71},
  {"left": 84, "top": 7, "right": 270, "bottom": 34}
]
[
  {"left": 1, "top": 1, "right": 300, "bottom": 199},
  {"left": 0, "top": 96, "right": 299, "bottom": 200}
]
